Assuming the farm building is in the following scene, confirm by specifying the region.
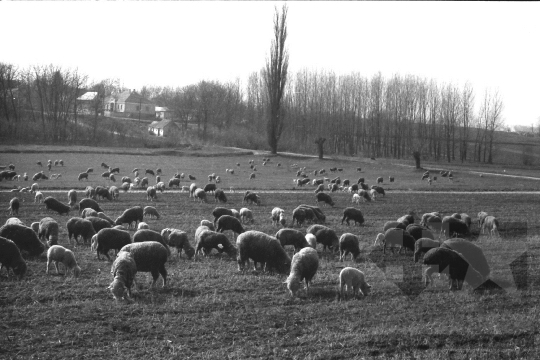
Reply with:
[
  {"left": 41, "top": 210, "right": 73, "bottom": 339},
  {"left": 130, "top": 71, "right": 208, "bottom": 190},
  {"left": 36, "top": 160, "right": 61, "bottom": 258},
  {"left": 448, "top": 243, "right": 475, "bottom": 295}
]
[
  {"left": 104, "top": 90, "right": 155, "bottom": 119},
  {"left": 155, "top": 106, "right": 172, "bottom": 120},
  {"left": 76, "top": 91, "right": 98, "bottom": 114},
  {"left": 148, "top": 119, "right": 180, "bottom": 137}
]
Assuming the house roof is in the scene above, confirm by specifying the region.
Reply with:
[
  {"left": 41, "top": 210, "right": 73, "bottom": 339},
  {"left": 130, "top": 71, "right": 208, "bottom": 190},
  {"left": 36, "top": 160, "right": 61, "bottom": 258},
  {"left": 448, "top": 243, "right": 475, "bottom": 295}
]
[
  {"left": 155, "top": 106, "right": 170, "bottom": 112},
  {"left": 105, "top": 90, "right": 154, "bottom": 105},
  {"left": 77, "top": 91, "right": 97, "bottom": 101},
  {"left": 148, "top": 120, "right": 179, "bottom": 129}
]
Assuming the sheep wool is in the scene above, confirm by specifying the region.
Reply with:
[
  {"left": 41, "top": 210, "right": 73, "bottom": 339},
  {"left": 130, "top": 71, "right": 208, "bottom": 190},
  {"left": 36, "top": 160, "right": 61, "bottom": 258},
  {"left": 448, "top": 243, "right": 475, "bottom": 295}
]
[
  {"left": 275, "top": 228, "right": 310, "bottom": 254},
  {"left": 236, "top": 230, "right": 291, "bottom": 273},
  {"left": 119, "top": 241, "right": 168, "bottom": 288},
  {"left": 0, "top": 236, "right": 27, "bottom": 280},
  {"left": 423, "top": 247, "right": 484, "bottom": 290},
  {"left": 339, "top": 267, "right": 371, "bottom": 299},
  {"left": 46, "top": 245, "right": 81, "bottom": 277},
  {"left": 305, "top": 234, "right": 317, "bottom": 249},
  {"left": 38, "top": 217, "right": 59, "bottom": 247},
  {"left": 66, "top": 217, "right": 96, "bottom": 245},
  {"left": 286, "top": 247, "right": 319, "bottom": 297},
  {"left": 161, "top": 228, "right": 195, "bottom": 259},
  {"left": 109, "top": 251, "right": 137, "bottom": 302},
  {"left": 0, "top": 223, "right": 45, "bottom": 257},
  {"left": 338, "top": 233, "right": 361, "bottom": 262},
  {"left": 133, "top": 229, "right": 171, "bottom": 258}
]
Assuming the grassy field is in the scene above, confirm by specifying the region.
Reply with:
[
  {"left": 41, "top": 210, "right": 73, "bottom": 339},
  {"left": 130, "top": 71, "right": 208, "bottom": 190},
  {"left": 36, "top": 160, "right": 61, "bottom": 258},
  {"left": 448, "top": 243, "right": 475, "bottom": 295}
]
[{"left": 1, "top": 148, "right": 540, "bottom": 358}]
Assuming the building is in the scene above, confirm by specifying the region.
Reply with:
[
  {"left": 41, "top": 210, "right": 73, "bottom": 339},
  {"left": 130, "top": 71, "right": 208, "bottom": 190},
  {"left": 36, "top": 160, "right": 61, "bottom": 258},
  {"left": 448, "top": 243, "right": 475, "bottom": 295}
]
[
  {"left": 76, "top": 91, "right": 98, "bottom": 114},
  {"left": 155, "top": 106, "right": 172, "bottom": 120},
  {"left": 104, "top": 90, "right": 155, "bottom": 119},
  {"left": 148, "top": 119, "right": 180, "bottom": 137}
]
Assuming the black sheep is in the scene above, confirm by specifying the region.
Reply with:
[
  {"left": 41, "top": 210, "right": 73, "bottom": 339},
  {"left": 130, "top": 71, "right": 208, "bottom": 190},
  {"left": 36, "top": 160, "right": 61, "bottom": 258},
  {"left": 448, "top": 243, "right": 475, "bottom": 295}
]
[
  {"left": 383, "top": 228, "right": 416, "bottom": 254},
  {"left": 133, "top": 229, "right": 171, "bottom": 257},
  {"left": 297, "top": 204, "right": 326, "bottom": 223},
  {"left": 195, "top": 228, "right": 237, "bottom": 258},
  {"left": 371, "top": 185, "right": 385, "bottom": 197},
  {"left": 145, "top": 169, "right": 155, "bottom": 176},
  {"left": 441, "top": 238, "right": 490, "bottom": 278},
  {"left": 214, "top": 189, "right": 227, "bottom": 203},
  {"left": 79, "top": 198, "right": 103, "bottom": 213},
  {"left": 66, "top": 217, "right": 96, "bottom": 245},
  {"left": 38, "top": 217, "right": 59, "bottom": 247},
  {"left": 212, "top": 207, "right": 235, "bottom": 224},
  {"left": 0, "top": 223, "right": 45, "bottom": 257},
  {"left": 115, "top": 206, "right": 144, "bottom": 229},
  {"left": 341, "top": 207, "right": 364, "bottom": 226},
  {"left": 86, "top": 216, "right": 113, "bottom": 233},
  {"left": 9, "top": 197, "right": 19, "bottom": 216},
  {"left": 78, "top": 172, "right": 88, "bottom": 181},
  {"left": 406, "top": 224, "right": 435, "bottom": 241},
  {"left": 441, "top": 216, "right": 470, "bottom": 238},
  {"left": 43, "top": 197, "right": 70, "bottom": 215},
  {"left": 275, "top": 228, "right": 309, "bottom": 253},
  {"left": 203, "top": 183, "right": 217, "bottom": 193},
  {"left": 292, "top": 208, "right": 306, "bottom": 226},
  {"left": 95, "top": 228, "right": 132, "bottom": 261},
  {"left": 0, "top": 236, "right": 27, "bottom": 279},
  {"left": 315, "top": 192, "right": 335, "bottom": 207},
  {"left": 216, "top": 215, "right": 245, "bottom": 235},
  {"left": 423, "top": 247, "right": 484, "bottom": 290},
  {"left": 306, "top": 224, "right": 339, "bottom": 251},
  {"left": 95, "top": 186, "right": 112, "bottom": 201},
  {"left": 168, "top": 178, "right": 180, "bottom": 188}
]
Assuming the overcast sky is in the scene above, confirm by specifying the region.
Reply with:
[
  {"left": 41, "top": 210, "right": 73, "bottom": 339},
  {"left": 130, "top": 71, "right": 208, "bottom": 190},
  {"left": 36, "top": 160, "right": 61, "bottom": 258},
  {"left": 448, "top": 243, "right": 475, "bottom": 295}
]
[{"left": 2, "top": 2, "right": 538, "bottom": 127}]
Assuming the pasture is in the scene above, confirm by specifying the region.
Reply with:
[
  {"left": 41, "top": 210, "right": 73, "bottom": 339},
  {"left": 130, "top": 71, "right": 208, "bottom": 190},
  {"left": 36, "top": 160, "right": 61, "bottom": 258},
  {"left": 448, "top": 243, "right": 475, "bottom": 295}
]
[{"left": 1, "top": 149, "right": 540, "bottom": 358}]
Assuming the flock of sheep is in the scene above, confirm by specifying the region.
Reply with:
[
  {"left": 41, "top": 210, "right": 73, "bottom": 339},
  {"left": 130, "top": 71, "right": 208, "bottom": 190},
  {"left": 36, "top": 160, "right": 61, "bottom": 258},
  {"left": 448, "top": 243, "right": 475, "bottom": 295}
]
[{"left": 0, "top": 156, "right": 502, "bottom": 302}]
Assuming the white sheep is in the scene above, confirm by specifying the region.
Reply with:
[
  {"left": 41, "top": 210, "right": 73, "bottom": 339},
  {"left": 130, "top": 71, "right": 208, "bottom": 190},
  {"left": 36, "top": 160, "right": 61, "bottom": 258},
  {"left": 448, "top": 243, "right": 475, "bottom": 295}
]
[
  {"left": 240, "top": 207, "right": 254, "bottom": 224},
  {"left": 305, "top": 234, "right": 317, "bottom": 249},
  {"left": 108, "top": 251, "right": 137, "bottom": 302},
  {"left": 339, "top": 267, "right": 371, "bottom": 299},
  {"left": 373, "top": 233, "right": 385, "bottom": 247},
  {"left": 30, "top": 183, "right": 39, "bottom": 193},
  {"left": 46, "top": 245, "right": 81, "bottom": 277},
  {"left": 285, "top": 247, "right": 319, "bottom": 297},
  {"left": 34, "top": 191, "right": 44, "bottom": 203},
  {"left": 351, "top": 193, "right": 361, "bottom": 205},
  {"left": 482, "top": 215, "right": 500, "bottom": 238},
  {"left": 271, "top": 207, "right": 285, "bottom": 226},
  {"left": 137, "top": 222, "right": 149, "bottom": 230},
  {"left": 369, "top": 189, "right": 378, "bottom": 201}
]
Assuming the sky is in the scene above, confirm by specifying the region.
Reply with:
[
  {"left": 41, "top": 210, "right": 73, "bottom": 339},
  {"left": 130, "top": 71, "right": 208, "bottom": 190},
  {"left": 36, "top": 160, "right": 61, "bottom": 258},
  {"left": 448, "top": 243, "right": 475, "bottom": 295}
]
[{"left": 1, "top": 2, "right": 539, "bottom": 127}]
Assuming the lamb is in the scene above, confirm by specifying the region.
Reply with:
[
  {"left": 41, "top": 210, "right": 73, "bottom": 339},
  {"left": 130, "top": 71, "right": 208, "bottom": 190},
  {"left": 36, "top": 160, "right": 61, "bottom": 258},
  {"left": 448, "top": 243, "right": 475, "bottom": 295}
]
[
  {"left": 0, "top": 223, "right": 45, "bottom": 257},
  {"left": 189, "top": 183, "right": 198, "bottom": 197},
  {"left": 109, "top": 251, "right": 137, "bottom": 302},
  {"left": 0, "top": 236, "right": 27, "bottom": 279},
  {"left": 8, "top": 197, "right": 19, "bottom": 216},
  {"left": 38, "top": 217, "right": 59, "bottom": 247},
  {"left": 214, "top": 189, "right": 228, "bottom": 203},
  {"left": 95, "top": 228, "right": 132, "bottom": 261},
  {"left": 275, "top": 228, "right": 310, "bottom": 254},
  {"left": 381, "top": 228, "right": 416, "bottom": 254},
  {"left": 441, "top": 216, "right": 470, "bottom": 239},
  {"left": 5, "top": 218, "right": 24, "bottom": 226},
  {"left": 161, "top": 228, "right": 195, "bottom": 259},
  {"left": 271, "top": 207, "right": 286, "bottom": 226},
  {"left": 193, "top": 188, "right": 207, "bottom": 203},
  {"left": 339, "top": 267, "right": 371, "bottom": 299},
  {"left": 481, "top": 216, "right": 500, "bottom": 238},
  {"left": 413, "top": 238, "right": 441, "bottom": 262},
  {"left": 168, "top": 178, "right": 181, "bottom": 188},
  {"left": 67, "top": 189, "right": 77, "bottom": 208},
  {"left": 249, "top": 173, "right": 256, "bottom": 180},
  {"left": 305, "top": 233, "right": 317, "bottom": 249},
  {"left": 79, "top": 198, "right": 103, "bottom": 213},
  {"left": 137, "top": 222, "right": 149, "bottom": 230},
  {"left": 86, "top": 167, "right": 93, "bottom": 173},
  {"left": 306, "top": 225, "right": 339, "bottom": 252},
  {"left": 66, "top": 217, "right": 96, "bottom": 245},
  {"left": 101, "top": 171, "right": 110, "bottom": 179},
  {"left": 423, "top": 247, "right": 484, "bottom": 290},
  {"left": 406, "top": 224, "right": 435, "bottom": 241},
  {"left": 110, "top": 167, "right": 120, "bottom": 174},
  {"left": 43, "top": 196, "right": 70, "bottom": 215},
  {"left": 133, "top": 229, "right": 171, "bottom": 258},
  {"left": 239, "top": 208, "right": 254, "bottom": 224},
  {"left": 114, "top": 206, "right": 144, "bottom": 229},
  {"left": 341, "top": 207, "right": 365, "bottom": 226},
  {"left": 143, "top": 206, "right": 160, "bottom": 219},
  {"left": 369, "top": 189, "right": 378, "bottom": 201},
  {"left": 195, "top": 227, "right": 237, "bottom": 258},
  {"left": 200, "top": 220, "right": 215, "bottom": 231},
  {"left": 203, "top": 183, "right": 217, "bottom": 193},
  {"left": 216, "top": 215, "right": 245, "bottom": 235},
  {"left": 46, "top": 245, "right": 81, "bottom": 277},
  {"left": 146, "top": 186, "right": 157, "bottom": 201},
  {"left": 109, "top": 174, "right": 116, "bottom": 182},
  {"left": 101, "top": 162, "right": 109, "bottom": 169},
  {"left": 236, "top": 230, "right": 291, "bottom": 273},
  {"left": 81, "top": 208, "right": 98, "bottom": 218},
  {"left": 315, "top": 192, "right": 335, "bottom": 207},
  {"left": 85, "top": 216, "right": 113, "bottom": 233},
  {"left": 441, "top": 238, "right": 490, "bottom": 278},
  {"left": 243, "top": 192, "right": 261, "bottom": 205},
  {"left": 339, "top": 233, "right": 361, "bottom": 261},
  {"left": 285, "top": 247, "right": 319, "bottom": 297},
  {"left": 118, "top": 241, "right": 168, "bottom": 288}
]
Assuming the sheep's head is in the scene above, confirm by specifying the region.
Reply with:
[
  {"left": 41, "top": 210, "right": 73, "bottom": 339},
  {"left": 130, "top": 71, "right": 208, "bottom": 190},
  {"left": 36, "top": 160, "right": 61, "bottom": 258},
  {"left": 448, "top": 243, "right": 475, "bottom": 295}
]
[
  {"left": 108, "top": 278, "right": 126, "bottom": 301},
  {"left": 286, "top": 277, "right": 302, "bottom": 297},
  {"left": 374, "top": 233, "right": 385, "bottom": 247},
  {"left": 360, "top": 283, "right": 372, "bottom": 296}
]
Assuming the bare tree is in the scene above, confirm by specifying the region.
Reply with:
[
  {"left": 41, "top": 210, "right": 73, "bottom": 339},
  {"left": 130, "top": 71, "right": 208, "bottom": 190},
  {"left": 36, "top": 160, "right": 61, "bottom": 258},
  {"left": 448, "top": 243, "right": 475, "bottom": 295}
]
[{"left": 263, "top": 4, "right": 289, "bottom": 154}]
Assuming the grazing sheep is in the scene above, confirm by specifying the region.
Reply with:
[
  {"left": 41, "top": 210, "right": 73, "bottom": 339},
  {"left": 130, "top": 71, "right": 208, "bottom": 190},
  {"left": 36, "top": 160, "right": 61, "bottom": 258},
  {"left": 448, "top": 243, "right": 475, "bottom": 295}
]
[
  {"left": 0, "top": 236, "right": 27, "bottom": 279},
  {"left": 168, "top": 178, "right": 181, "bottom": 188},
  {"left": 118, "top": 242, "right": 168, "bottom": 288},
  {"left": 95, "top": 186, "right": 112, "bottom": 201},
  {"left": 108, "top": 186, "right": 120, "bottom": 200},
  {"left": 371, "top": 185, "right": 385, "bottom": 197},
  {"left": 414, "top": 238, "right": 441, "bottom": 262},
  {"left": 389, "top": 176, "right": 395, "bottom": 182},
  {"left": 66, "top": 217, "right": 96, "bottom": 245},
  {"left": 212, "top": 207, "right": 236, "bottom": 224},
  {"left": 203, "top": 183, "right": 217, "bottom": 193},
  {"left": 143, "top": 206, "right": 160, "bottom": 219},
  {"left": 101, "top": 162, "right": 109, "bottom": 169},
  {"left": 373, "top": 233, "right": 385, "bottom": 247},
  {"left": 423, "top": 247, "right": 484, "bottom": 290},
  {"left": 188, "top": 174, "right": 196, "bottom": 181},
  {"left": 78, "top": 172, "right": 88, "bottom": 181},
  {"left": 109, "top": 174, "right": 116, "bottom": 182},
  {"left": 67, "top": 189, "right": 77, "bottom": 208},
  {"left": 38, "top": 217, "right": 59, "bottom": 247},
  {"left": 146, "top": 186, "right": 157, "bottom": 201},
  {"left": 315, "top": 192, "right": 335, "bottom": 207},
  {"left": 236, "top": 230, "right": 291, "bottom": 273},
  {"left": 189, "top": 183, "right": 198, "bottom": 197},
  {"left": 341, "top": 207, "right": 365, "bottom": 226},
  {"left": 340, "top": 267, "right": 371, "bottom": 299},
  {"left": 406, "top": 224, "right": 435, "bottom": 241},
  {"left": 239, "top": 208, "right": 254, "bottom": 224},
  {"left": 86, "top": 216, "right": 113, "bottom": 233},
  {"left": 249, "top": 173, "right": 256, "bottom": 180},
  {"left": 86, "top": 168, "right": 93, "bottom": 173},
  {"left": 382, "top": 221, "right": 407, "bottom": 232},
  {"left": 441, "top": 238, "right": 490, "bottom": 278},
  {"left": 382, "top": 228, "right": 416, "bottom": 254},
  {"left": 369, "top": 189, "right": 378, "bottom": 201},
  {"left": 0, "top": 224, "right": 45, "bottom": 257},
  {"left": 276, "top": 228, "right": 310, "bottom": 254},
  {"left": 121, "top": 182, "right": 130, "bottom": 192},
  {"left": 101, "top": 171, "right": 111, "bottom": 179},
  {"left": 95, "top": 228, "right": 132, "bottom": 261},
  {"left": 140, "top": 177, "right": 149, "bottom": 188},
  {"left": 214, "top": 189, "right": 227, "bottom": 203},
  {"left": 145, "top": 169, "right": 155, "bottom": 177},
  {"left": 460, "top": 213, "right": 472, "bottom": 230},
  {"left": 291, "top": 207, "right": 306, "bottom": 226},
  {"left": 85, "top": 186, "right": 96, "bottom": 199},
  {"left": 286, "top": 247, "right": 319, "bottom": 297},
  {"left": 314, "top": 184, "right": 325, "bottom": 194},
  {"left": 193, "top": 188, "right": 207, "bottom": 203},
  {"left": 297, "top": 205, "right": 326, "bottom": 223},
  {"left": 271, "top": 207, "right": 286, "bottom": 226},
  {"left": 46, "top": 245, "right": 81, "bottom": 277},
  {"left": 481, "top": 216, "right": 500, "bottom": 238},
  {"left": 137, "top": 222, "right": 149, "bottom": 230},
  {"left": 109, "top": 251, "right": 137, "bottom": 302},
  {"left": 81, "top": 208, "right": 98, "bottom": 218},
  {"left": 243, "top": 192, "right": 261, "bottom": 205},
  {"left": 441, "top": 216, "right": 470, "bottom": 239},
  {"left": 376, "top": 177, "right": 383, "bottom": 184},
  {"left": 477, "top": 211, "right": 489, "bottom": 229},
  {"left": 43, "top": 197, "right": 70, "bottom": 215},
  {"left": 195, "top": 227, "right": 237, "bottom": 258},
  {"left": 115, "top": 206, "right": 144, "bottom": 229},
  {"left": 351, "top": 193, "right": 361, "bottom": 205},
  {"left": 161, "top": 228, "right": 195, "bottom": 259},
  {"left": 133, "top": 229, "right": 171, "bottom": 258},
  {"left": 216, "top": 215, "right": 245, "bottom": 235},
  {"left": 306, "top": 225, "right": 339, "bottom": 252},
  {"left": 339, "top": 233, "right": 361, "bottom": 261},
  {"left": 79, "top": 198, "right": 103, "bottom": 213},
  {"left": 8, "top": 197, "right": 19, "bottom": 216},
  {"left": 420, "top": 213, "right": 443, "bottom": 234}
]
